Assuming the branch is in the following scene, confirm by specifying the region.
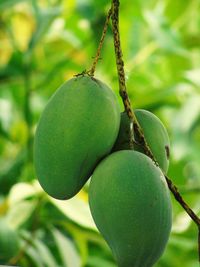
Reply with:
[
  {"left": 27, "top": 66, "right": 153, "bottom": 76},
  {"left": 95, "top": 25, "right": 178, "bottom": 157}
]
[
  {"left": 111, "top": 0, "right": 155, "bottom": 154},
  {"left": 111, "top": 0, "right": 200, "bottom": 262},
  {"left": 165, "top": 177, "right": 200, "bottom": 225},
  {"left": 88, "top": 8, "right": 112, "bottom": 76}
]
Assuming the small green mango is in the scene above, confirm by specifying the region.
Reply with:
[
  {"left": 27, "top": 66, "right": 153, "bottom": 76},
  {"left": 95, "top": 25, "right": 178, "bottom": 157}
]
[
  {"left": 135, "top": 109, "right": 170, "bottom": 173},
  {"left": 34, "top": 76, "right": 120, "bottom": 200},
  {"left": 89, "top": 150, "right": 172, "bottom": 267},
  {"left": 0, "top": 219, "right": 20, "bottom": 263},
  {"left": 112, "top": 109, "right": 170, "bottom": 173}
]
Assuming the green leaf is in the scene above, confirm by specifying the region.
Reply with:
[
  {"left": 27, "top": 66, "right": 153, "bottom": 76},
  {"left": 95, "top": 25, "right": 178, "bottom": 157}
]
[
  {"left": 50, "top": 194, "right": 96, "bottom": 230},
  {"left": 25, "top": 246, "right": 44, "bottom": 267},
  {"left": 0, "top": 51, "right": 25, "bottom": 79},
  {"left": 33, "top": 239, "right": 58, "bottom": 267},
  {"left": 172, "top": 95, "right": 200, "bottom": 133},
  {"left": 0, "top": 0, "right": 26, "bottom": 10},
  {"left": 0, "top": 152, "right": 26, "bottom": 195},
  {"left": 8, "top": 181, "right": 42, "bottom": 204},
  {"left": 143, "top": 6, "right": 187, "bottom": 55},
  {"left": 28, "top": 7, "right": 61, "bottom": 52},
  {"left": 6, "top": 199, "right": 37, "bottom": 228},
  {"left": 87, "top": 256, "right": 116, "bottom": 267},
  {"left": 51, "top": 227, "right": 81, "bottom": 267},
  {"left": 185, "top": 69, "right": 200, "bottom": 87}
]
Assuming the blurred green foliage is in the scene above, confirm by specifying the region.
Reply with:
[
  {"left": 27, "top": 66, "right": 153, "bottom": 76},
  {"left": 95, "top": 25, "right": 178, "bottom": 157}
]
[{"left": 0, "top": 0, "right": 200, "bottom": 266}]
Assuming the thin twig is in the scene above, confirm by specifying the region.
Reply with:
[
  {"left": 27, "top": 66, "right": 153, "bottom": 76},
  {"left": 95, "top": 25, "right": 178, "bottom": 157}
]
[
  {"left": 88, "top": 8, "right": 112, "bottom": 76},
  {"left": 111, "top": 0, "right": 200, "bottom": 262}
]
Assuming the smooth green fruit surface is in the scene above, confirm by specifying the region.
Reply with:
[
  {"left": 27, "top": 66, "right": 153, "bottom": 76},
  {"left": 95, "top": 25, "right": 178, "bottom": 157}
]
[
  {"left": 135, "top": 109, "right": 170, "bottom": 173},
  {"left": 112, "top": 109, "right": 170, "bottom": 173},
  {"left": 0, "top": 219, "right": 20, "bottom": 263},
  {"left": 34, "top": 76, "right": 120, "bottom": 200},
  {"left": 89, "top": 150, "right": 172, "bottom": 267}
]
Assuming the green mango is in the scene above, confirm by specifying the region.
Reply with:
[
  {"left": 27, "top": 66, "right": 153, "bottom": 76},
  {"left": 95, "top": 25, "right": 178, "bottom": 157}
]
[
  {"left": 134, "top": 109, "right": 170, "bottom": 173},
  {"left": 0, "top": 218, "right": 20, "bottom": 263},
  {"left": 112, "top": 111, "right": 131, "bottom": 152},
  {"left": 89, "top": 150, "right": 172, "bottom": 267},
  {"left": 34, "top": 76, "right": 120, "bottom": 200},
  {"left": 112, "top": 109, "right": 170, "bottom": 173}
]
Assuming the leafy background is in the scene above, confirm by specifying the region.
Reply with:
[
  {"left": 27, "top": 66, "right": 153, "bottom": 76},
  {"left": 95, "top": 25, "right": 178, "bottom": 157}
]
[{"left": 0, "top": 0, "right": 200, "bottom": 266}]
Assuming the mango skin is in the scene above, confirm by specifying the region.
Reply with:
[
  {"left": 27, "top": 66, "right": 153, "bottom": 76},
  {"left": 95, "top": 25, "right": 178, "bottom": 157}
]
[
  {"left": 34, "top": 76, "right": 120, "bottom": 200},
  {"left": 135, "top": 109, "right": 170, "bottom": 173},
  {"left": 89, "top": 150, "right": 172, "bottom": 267},
  {"left": 112, "top": 109, "right": 170, "bottom": 173},
  {"left": 0, "top": 219, "right": 20, "bottom": 263},
  {"left": 112, "top": 111, "right": 131, "bottom": 151}
]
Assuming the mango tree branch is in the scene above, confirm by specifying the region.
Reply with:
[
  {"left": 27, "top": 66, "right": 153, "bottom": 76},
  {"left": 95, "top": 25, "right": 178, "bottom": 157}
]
[
  {"left": 111, "top": 0, "right": 154, "bottom": 154},
  {"left": 111, "top": 0, "right": 200, "bottom": 261},
  {"left": 88, "top": 7, "right": 112, "bottom": 76}
]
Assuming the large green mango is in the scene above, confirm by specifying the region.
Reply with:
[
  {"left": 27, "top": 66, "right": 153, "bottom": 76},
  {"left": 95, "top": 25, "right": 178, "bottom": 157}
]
[
  {"left": 89, "top": 150, "right": 172, "bottom": 267},
  {"left": 112, "top": 109, "right": 170, "bottom": 173},
  {"left": 0, "top": 219, "right": 20, "bottom": 263},
  {"left": 34, "top": 76, "right": 120, "bottom": 200}
]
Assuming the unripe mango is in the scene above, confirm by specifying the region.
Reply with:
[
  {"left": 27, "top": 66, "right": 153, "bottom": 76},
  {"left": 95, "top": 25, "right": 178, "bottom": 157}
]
[
  {"left": 135, "top": 109, "right": 170, "bottom": 173},
  {"left": 112, "top": 112, "right": 131, "bottom": 152},
  {"left": 112, "top": 109, "right": 170, "bottom": 173},
  {"left": 0, "top": 219, "right": 20, "bottom": 263},
  {"left": 112, "top": 111, "right": 131, "bottom": 151},
  {"left": 34, "top": 76, "right": 120, "bottom": 200},
  {"left": 89, "top": 150, "right": 172, "bottom": 267}
]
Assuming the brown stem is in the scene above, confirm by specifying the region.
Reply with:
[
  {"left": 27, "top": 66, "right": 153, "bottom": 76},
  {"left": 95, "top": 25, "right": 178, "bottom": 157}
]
[
  {"left": 88, "top": 8, "right": 112, "bottom": 76},
  {"left": 111, "top": 0, "right": 200, "bottom": 262},
  {"left": 111, "top": 0, "right": 155, "bottom": 154},
  {"left": 111, "top": 0, "right": 133, "bottom": 120},
  {"left": 198, "top": 228, "right": 200, "bottom": 262},
  {"left": 165, "top": 176, "right": 200, "bottom": 226}
]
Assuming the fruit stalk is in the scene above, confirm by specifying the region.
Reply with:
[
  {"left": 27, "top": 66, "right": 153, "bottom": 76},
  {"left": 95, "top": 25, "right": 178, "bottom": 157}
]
[
  {"left": 111, "top": 0, "right": 133, "bottom": 120},
  {"left": 111, "top": 0, "right": 200, "bottom": 261},
  {"left": 89, "top": 7, "right": 112, "bottom": 76},
  {"left": 198, "top": 228, "right": 200, "bottom": 262},
  {"left": 111, "top": 0, "right": 155, "bottom": 153}
]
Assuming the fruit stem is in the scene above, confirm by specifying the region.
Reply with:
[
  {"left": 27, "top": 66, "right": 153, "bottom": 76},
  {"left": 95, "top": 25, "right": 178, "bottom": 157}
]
[
  {"left": 165, "top": 176, "right": 200, "bottom": 227},
  {"left": 198, "top": 227, "right": 200, "bottom": 262},
  {"left": 88, "top": 7, "right": 112, "bottom": 76},
  {"left": 111, "top": 0, "right": 154, "bottom": 152},
  {"left": 111, "top": 0, "right": 200, "bottom": 262},
  {"left": 111, "top": 0, "right": 133, "bottom": 121}
]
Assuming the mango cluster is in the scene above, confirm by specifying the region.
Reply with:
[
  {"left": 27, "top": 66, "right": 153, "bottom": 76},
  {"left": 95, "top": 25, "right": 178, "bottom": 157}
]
[{"left": 34, "top": 76, "right": 172, "bottom": 267}]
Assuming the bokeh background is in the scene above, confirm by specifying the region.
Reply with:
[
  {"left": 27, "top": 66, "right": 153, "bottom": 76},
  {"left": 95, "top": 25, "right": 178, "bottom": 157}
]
[{"left": 0, "top": 0, "right": 200, "bottom": 266}]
